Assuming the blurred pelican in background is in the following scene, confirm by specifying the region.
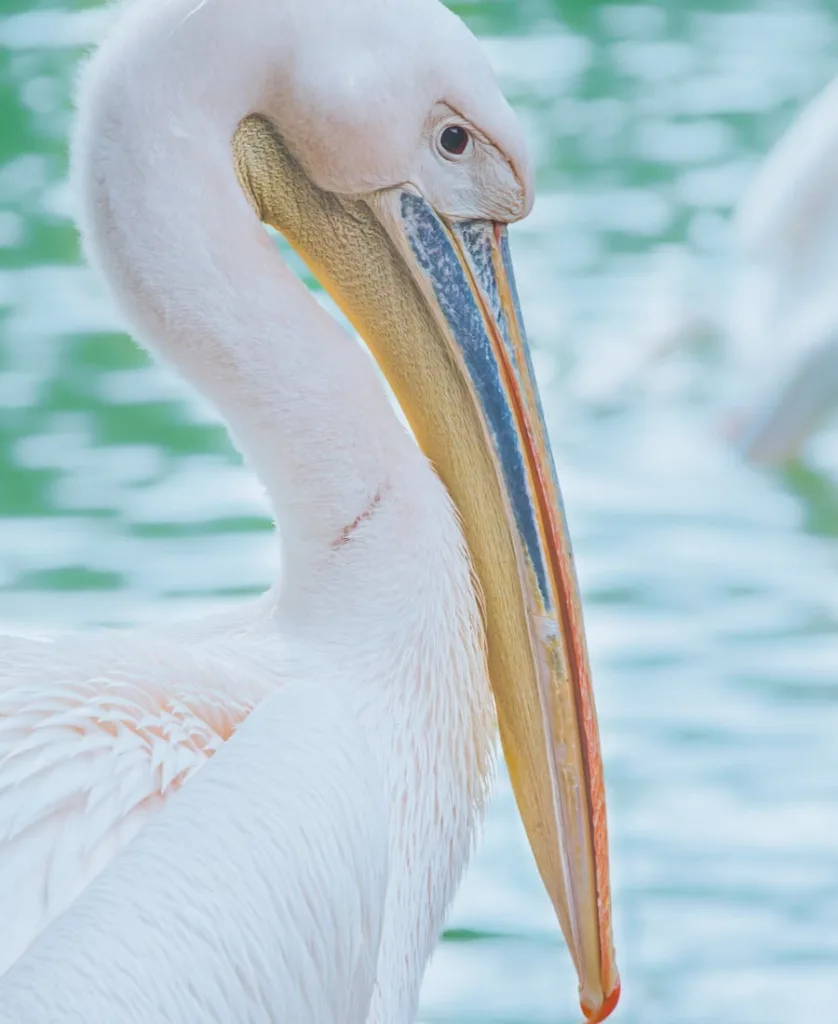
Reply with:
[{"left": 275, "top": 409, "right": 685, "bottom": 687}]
[
  {"left": 727, "top": 73, "right": 838, "bottom": 464},
  {"left": 0, "top": 0, "right": 619, "bottom": 1021},
  {"left": 577, "top": 72, "right": 838, "bottom": 467}
]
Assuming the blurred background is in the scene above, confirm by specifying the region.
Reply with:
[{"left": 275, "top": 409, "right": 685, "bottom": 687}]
[{"left": 2, "top": 0, "right": 838, "bottom": 1021}]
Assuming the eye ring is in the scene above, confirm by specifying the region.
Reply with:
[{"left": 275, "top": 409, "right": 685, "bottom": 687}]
[{"left": 438, "top": 124, "right": 471, "bottom": 158}]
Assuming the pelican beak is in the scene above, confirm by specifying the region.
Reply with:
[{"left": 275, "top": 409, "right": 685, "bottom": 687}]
[
  {"left": 373, "top": 192, "right": 620, "bottom": 1022},
  {"left": 233, "top": 116, "right": 619, "bottom": 1022}
]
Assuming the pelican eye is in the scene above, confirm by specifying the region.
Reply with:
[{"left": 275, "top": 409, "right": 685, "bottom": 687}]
[{"left": 439, "top": 125, "right": 470, "bottom": 157}]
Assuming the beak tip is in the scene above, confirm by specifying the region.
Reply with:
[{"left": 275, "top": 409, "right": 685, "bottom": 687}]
[{"left": 581, "top": 977, "right": 621, "bottom": 1023}]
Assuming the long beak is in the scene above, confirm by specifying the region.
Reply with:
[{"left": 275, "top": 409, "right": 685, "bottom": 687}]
[{"left": 233, "top": 115, "right": 619, "bottom": 1022}]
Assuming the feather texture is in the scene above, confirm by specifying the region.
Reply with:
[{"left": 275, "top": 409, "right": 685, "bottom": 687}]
[
  {"left": 0, "top": 676, "right": 389, "bottom": 1024},
  {"left": 0, "top": 629, "right": 278, "bottom": 977}
]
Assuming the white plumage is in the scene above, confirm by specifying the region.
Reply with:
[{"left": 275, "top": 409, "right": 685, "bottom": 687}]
[
  {"left": 0, "top": 626, "right": 270, "bottom": 979},
  {"left": 0, "top": 479, "right": 495, "bottom": 1024},
  {"left": 0, "top": 661, "right": 390, "bottom": 1023},
  {"left": 0, "top": 438, "right": 499, "bottom": 1024}
]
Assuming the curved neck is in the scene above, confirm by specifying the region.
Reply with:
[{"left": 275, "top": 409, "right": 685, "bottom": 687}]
[
  {"left": 73, "top": 0, "right": 412, "bottom": 586},
  {"left": 70, "top": 10, "right": 493, "bottom": 1022}
]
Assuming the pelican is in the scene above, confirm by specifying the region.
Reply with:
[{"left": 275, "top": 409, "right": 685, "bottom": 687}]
[
  {"left": 726, "top": 72, "right": 838, "bottom": 464},
  {"left": 0, "top": 0, "right": 619, "bottom": 1021},
  {"left": 588, "top": 73, "right": 838, "bottom": 465}
]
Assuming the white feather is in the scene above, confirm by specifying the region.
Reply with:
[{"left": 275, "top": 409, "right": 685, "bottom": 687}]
[
  {"left": 0, "top": 677, "right": 390, "bottom": 1024},
  {"left": 0, "top": 630, "right": 274, "bottom": 976}
]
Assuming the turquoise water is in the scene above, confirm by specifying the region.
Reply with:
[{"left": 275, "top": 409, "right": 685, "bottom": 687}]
[{"left": 2, "top": 1, "right": 838, "bottom": 1021}]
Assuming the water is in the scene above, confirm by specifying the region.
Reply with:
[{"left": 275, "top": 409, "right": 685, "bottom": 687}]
[{"left": 2, "top": 1, "right": 838, "bottom": 1021}]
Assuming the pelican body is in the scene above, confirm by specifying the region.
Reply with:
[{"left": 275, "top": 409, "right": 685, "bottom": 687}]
[{"left": 0, "top": 0, "right": 618, "bottom": 1021}]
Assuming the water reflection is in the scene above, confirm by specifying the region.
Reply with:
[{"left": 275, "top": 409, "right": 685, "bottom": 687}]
[{"left": 1, "top": 1, "right": 838, "bottom": 1021}]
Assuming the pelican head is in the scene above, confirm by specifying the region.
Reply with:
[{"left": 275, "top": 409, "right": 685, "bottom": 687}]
[{"left": 225, "top": 1, "right": 618, "bottom": 1017}]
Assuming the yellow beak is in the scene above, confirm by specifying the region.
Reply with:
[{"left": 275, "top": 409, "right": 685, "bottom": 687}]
[{"left": 234, "top": 114, "right": 620, "bottom": 1022}]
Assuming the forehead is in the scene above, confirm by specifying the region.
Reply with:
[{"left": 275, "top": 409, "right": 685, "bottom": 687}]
[
  {"left": 288, "top": 1, "right": 493, "bottom": 114},
  {"left": 278, "top": 0, "right": 522, "bottom": 190}
]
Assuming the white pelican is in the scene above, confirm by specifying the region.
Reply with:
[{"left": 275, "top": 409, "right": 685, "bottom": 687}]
[
  {"left": 0, "top": 0, "right": 620, "bottom": 1021},
  {"left": 595, "top": 74, "right": 838, "bottom": 465},
  {"left": 727, "top": 72, "right": 838, "bottom": 464}
]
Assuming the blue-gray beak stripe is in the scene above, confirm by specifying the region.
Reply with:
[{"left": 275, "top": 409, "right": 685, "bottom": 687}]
[{"left": 399, "top": 190, "right": 549, "bottom": 604}]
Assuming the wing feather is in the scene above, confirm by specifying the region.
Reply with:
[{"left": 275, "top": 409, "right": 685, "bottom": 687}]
[
  {"left": 0, "top": 677, "right": 389, "bottom": 1024},
  {"left": 0, "top": 630, "right": 278, "bottom": 976}
]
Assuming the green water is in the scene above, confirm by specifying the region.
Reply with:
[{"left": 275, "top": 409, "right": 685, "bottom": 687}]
[{"left": 2, "top": 1, "right": 838, "bottom": 1021}]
